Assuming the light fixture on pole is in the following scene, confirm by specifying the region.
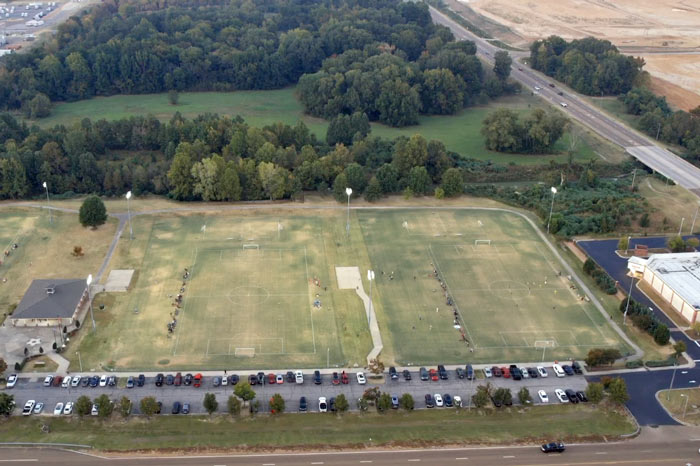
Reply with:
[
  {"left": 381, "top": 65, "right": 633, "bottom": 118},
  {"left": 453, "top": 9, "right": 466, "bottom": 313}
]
[
  {"left": 367, "top": 270, "right": 375, "bottom": 325},
  {"left": 547, "top": 187, "right": 557, "bottom": 234},
  {"left": 42, "top": 181, "right": 52, "bottom": 224},
  {"left": 623, "top": 274, "right": 635, "bottom": 325},
  {"left": 345, "top": 187, "right": 353, "bottom": 237},
  {"left": 682, "top": 393, "right": 690, "bottom": 419},
  {"left": 87, "top": 274, "right": 96, "bottom": 331},
  {"left": 667, "top": 363, "right": 678, "bottom": 401},
  {"left": 678, "top": 217, "right": 685, "bottom": 237},
  {"left": 126, "top": 191, "right": 133, "bottom": 240}
]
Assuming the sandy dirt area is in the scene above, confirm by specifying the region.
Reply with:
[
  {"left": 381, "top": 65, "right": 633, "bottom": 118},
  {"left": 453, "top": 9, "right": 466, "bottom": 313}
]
[{"left": 642, "top": 56, "right": 700, "bottom": 110}]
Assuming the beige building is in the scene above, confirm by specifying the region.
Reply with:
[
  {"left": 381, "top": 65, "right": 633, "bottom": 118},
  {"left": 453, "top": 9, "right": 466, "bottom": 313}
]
[{"left": 628, "top": 252, "right": 700, "bottom": 324}]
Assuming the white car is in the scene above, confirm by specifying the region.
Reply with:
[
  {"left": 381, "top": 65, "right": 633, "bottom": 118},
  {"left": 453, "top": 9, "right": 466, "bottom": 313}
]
[
  {"left": 61, "top": 376, "right": 71, "bottom": 388},
  {"left": 91, "top": 404, "right": 99, "bottom": 416},
  {"left": 22, "top": 400, "right": 36, "bottom": 416},
  {"left": 99, "top": 375, "right": 108, "bottom": 387},
  {"left": 521, "top": 368, "right": 529, "bottom": 379},
  {"left": 538, "top": 390, "right": 549, "bottom": 403},
  {"left": 534, "top": 86, "right": 541, "bottom": 91},
  {"left": 560, "top": 102, "right": 568, "bottom": 107},
  {"left": 483, "top": 367, "right": 492, "bottom": 378},
  {"left": 6, "top": 374, "right": 18, "bottom": 388},
  {"left": 552, "top": 364, "right": 566, "bottom": 378},
  {"left": 318, "top": 397, "right": 327, "bottom": 413},
  {"left": 33, "top": 402, "right": 44, "bottom": 414},
  {"left": 43, "top": 376, "right": 53, "bottom": 387},
  {"left": 63, "top": 402, "right": 74, "bottom": 415},
  {"left": 555, "top": 389, "right": 568, "bottom": 403},
  {"left": 453, "top": 395, "right": 462, "bottom": 408},
  {"left": 434, "top": 394, "right": 444, "bottom": 407},
  {"left": 221, "top": 375, "right": 228, "bottom": 386},
  {"left": 356, "top": 372, "right": 366, "bottom": 385},
  {"left": 275, "top": 374, "right": 284, "bottom": 384},
  {"left": 537, "top": 366, "right": 548, "bottom": 377},
  {"left": 295, "top": 371, "right": 304, "bottom": 384},
  {"left": 53, "top": 402, "right": 64, "bottom": 416},
  {"left": 71, "top": 376, "right": 81, "bottom": 387}
]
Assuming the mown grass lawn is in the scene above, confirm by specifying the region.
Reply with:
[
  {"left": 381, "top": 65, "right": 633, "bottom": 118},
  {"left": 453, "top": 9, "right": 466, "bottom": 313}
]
[{"left": 0, "top": 404, "right": 635, "bottom": 451}]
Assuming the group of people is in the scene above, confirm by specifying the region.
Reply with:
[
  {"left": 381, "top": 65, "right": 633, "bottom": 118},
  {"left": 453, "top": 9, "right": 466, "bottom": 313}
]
[{"left": 167, "top": 267, "right": 190, "bottom": 334}]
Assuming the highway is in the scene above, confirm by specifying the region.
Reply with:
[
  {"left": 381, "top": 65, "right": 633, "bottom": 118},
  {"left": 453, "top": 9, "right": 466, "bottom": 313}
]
[
  {"left": 2, "top": 431, "right": 700, "bottom": 465},
  {"left": 429, "top": 7, "right": 700, "bottom": 197}
]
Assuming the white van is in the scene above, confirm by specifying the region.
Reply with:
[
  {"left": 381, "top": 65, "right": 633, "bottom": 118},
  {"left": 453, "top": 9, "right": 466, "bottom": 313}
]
[{"left": 552, "top": 364, "right": 566, "bottom": 378}]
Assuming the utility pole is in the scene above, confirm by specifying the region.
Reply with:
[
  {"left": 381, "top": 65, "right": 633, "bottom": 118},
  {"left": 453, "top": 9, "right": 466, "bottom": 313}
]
[
  {"left": 126, "top": 191, "right": 133, "bottom": 240},
  {"left": 547, "top": 187, "right": 557, "bottom": 234},
  {"left": 43, "top": 181, "right": 52, "bottom": 224},
  {"left": 345, "top": 188, "right": 353, "bottom": 238}
]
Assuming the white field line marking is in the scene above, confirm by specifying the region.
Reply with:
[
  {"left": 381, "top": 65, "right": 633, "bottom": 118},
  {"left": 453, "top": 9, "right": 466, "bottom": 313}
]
[{"left": 304, "top": 246, "right": 317, "bottom": 354}]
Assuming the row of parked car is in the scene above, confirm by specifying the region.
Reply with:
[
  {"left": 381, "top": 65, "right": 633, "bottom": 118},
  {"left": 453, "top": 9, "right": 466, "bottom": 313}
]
[
  {"left": 484, "top": 362, "right": 582, "bottom": 380},
  {"left": 42, "top": 374, "right": 117, "bottom": 388}
]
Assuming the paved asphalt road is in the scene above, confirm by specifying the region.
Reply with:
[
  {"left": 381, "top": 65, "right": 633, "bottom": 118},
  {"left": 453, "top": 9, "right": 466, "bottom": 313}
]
[
  {"left": 6, "top": 370, "right": 586, "bottom": 415},
  {"left": 3, "top": 431, "right": 700, "bottom": 465},
  {"left": 577, "top": 236, "right": 700, "bottom": 425},
  {"left": 429, "top": 7, "right": 700, "bottom": 197}
]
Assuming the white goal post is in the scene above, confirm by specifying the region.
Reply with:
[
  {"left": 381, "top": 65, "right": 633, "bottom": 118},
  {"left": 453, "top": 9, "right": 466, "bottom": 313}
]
[
  {"left": 474, "top": 239, "right": 491, "bottom": 246},
  {"left": 234, "top": 347, "right": 256, "bottom": 357},
  {"left": 242, "top": 244, "right": 260, "bottom": 250}
]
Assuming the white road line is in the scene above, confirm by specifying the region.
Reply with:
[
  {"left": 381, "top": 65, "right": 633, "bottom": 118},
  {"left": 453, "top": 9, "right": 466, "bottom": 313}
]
[
  {"left": 595, "top": 452, "right": 607, "bottom": 455},
  {"left": 408, "top": 460, "right": 421, "bottom": 462},
  {"left": 262, "top": 463, "right": 275, "bottom": 465},
  {"left": 311, "top": 463, "right": 324, "bottom": 465},
  {"left": 503, "top": 456, "right": 515, "bottom": 458},
  {"left": 455, "top": 458, "right": 469, "bottom": 460},
  {"left": 0, "top": 461, "right": 39, "bottom": 463},
  {"left": 360, "top": 461, "right": 373, "bottom": 464}
]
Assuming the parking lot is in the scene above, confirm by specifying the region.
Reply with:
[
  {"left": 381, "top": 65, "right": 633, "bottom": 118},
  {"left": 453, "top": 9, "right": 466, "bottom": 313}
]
[{"left": 6, "top": 366, "right": 588, "bottom": 415}]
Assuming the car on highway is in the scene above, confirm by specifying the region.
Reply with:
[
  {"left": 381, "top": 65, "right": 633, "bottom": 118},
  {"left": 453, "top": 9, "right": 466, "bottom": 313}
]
[
  {"left": 71, "top": 376, "right": 81, "bottom": 387},
  {"left": 99, "top": 375, "right": 108, "bottom": 387},
  {"left": 295, "top": 371, "right": 304, "bottom": 384},
  {"left": 299, "top": 397, "right": 307, "bottom": 412},
  {"left": 538, "top": 390, "right": 549, "bottom": 403},
  {"left": 318, "top": 397, "right": 327, "bottom": 413},
  {"left": 33, "top": 402, "right": 44, "bottom": 414},
  {"left": 314, "top": 370, "right": 322, "bottom": 385},
  {"left": 434, "top": 394, "right": 444, "bottom": 407},
  {"left": 6, "top": 374, "right": 17, "bottom": 388},
  {"left": 53, "top": 402, "right": 64, "bottom": 416},
  {"left": 63, "top": 402, "right": 74, "bottom": 415},
  {"left": 541, "top": 442, "right": 565, "bottom": 453},
  {"left": 425, "top": 394, "right": 435, "bottom": 408},
  {"left": 356, "top": 372, "right": 366, "bottom": 385},
  {"left": 555, "top": 389, "right": 569, "bottom": 403},
  {"left": 22, "top": 400, "right": 35, "bottom": 416},
  {"left": 537, "top": 366, "right": 548, "bottom": 377},
  {"left": 560, "top": 102, "right": 568, "bottom": 107},
  {"left": 534, "top": 86, "right": 541, "bottom": 91},
  {"left": 403, "top": 369, "right": 412, "bottom": 381}
]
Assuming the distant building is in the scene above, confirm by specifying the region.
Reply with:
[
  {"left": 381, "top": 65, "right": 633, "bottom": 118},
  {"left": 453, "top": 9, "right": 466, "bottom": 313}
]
[
  {"left": 11, "top": 279, "right": 89, "bottom": 327},
  {"left": 628, "top": 252, "right": 700, "bottom": 324}
]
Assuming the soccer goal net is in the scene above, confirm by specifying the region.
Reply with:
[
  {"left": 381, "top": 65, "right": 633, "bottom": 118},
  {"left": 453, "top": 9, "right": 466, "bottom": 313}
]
[
  {"left": 474, "top": 239, "right": 491, "bottom": 247},
  {"left": 234, "top": 347, "right": 256, "bottom": 357},
  {"left": 534, "top": 340, "right": 557, "bottom": 349},
  {"left": 242, "top": 244, "right": 259, "bottom": 250}
]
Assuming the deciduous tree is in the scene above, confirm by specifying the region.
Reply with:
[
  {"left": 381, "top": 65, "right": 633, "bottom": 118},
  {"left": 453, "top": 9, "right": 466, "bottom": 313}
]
[{"left": 79, "top": 195, "right": 107, "bottom": 228}]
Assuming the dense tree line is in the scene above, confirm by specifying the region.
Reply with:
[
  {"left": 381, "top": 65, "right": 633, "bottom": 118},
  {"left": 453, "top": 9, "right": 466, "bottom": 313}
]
[
  {"left": 618, "top": 297, "right": 670, "bottom": 345},
  {"left": 0, "top": 0, "right": 448, "bottom": 115},
  {"left": 481, "top": 108, "right": 568, "bottom": 153},
  {"left": 0, "top": 111, "right": 462, "bottom": 202},
  {"left": 618, "top": 88, "right": 700, "bottom": 158},
  {"left": 529, "top": 36, "right": 644, "bottom": 96}
]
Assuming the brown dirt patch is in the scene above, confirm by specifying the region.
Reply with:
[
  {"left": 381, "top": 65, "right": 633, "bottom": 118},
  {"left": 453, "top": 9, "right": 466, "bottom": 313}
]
[{"left": 647, "top": 73, "right": 700, "bottom": 111}]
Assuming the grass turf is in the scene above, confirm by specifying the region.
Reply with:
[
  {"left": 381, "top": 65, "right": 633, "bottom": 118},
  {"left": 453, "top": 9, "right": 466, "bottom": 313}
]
[
  {"left": 71, "top": 208, "right": 627, "bottom": 370},
  {"left": 0, "top": 405, "right": 636, "bottom": 450},
  {"left": 657, "top": 389, "right": 700, "bottom": 425},
  {"left": 0, "top": 208, "right": 116, "bottom": 325},
  {"left": 28, "top": 88, "right": 607, "bottom": 166}
]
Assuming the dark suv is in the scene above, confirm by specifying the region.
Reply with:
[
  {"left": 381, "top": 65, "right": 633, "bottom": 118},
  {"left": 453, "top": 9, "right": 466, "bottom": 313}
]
[
  {"left": 509, "top": 365, "right": 522, "bottom": 381},
  {"left": 437, "top": 364, "right": 448, "bottom": 380},
  {"left": 571, "top": 361, "right": 583, "bottom": 374},
  {"left": 389, "top": 366, "right": 398, "bottom": 380},
  {"left": 137, "top": 374, "right": 145, "bottom": 387},
  {"left": 419, "top": 367, "right": 429, "bottom": 381},
  {"left": 313, "top": 370, "right": 322, "bottom": 385},
  {"left": 466, "top": 364, "right": 474, "bottom": 380},
  {"left": 155, "top": 373, "right": 164, "bottom": 387}
]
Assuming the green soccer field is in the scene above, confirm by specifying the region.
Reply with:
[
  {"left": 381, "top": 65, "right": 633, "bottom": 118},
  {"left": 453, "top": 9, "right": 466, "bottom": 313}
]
[{"left": 358, "top": 209, "right": 628, "bottom": 364}]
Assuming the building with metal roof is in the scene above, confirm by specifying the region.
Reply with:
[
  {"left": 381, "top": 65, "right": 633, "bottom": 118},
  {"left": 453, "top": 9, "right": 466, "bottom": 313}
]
[{"left": 10, "top": 278, "right": 88, "bottom": 327}]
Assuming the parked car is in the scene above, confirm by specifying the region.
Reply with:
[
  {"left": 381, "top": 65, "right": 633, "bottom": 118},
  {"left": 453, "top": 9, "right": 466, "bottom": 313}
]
[
  {"left": 521, "top": 368, "right": 529, "bottom": 379},
  {"left": 434, "top": 394, "right": 444, "bottom": 407},
  {"left": 53, "top": 402, "right": 64, "bottom": 416},
  {"left": 267, "top": 373, "right": 276, "bottom": 384},
  {"left": 389, "top": 366, "right": 398, "bottom": 380},
  {"left": 576, "top": 391, "right": 588, "bottom": 402},
  {"left": 527, "top": 367, "right": 538, "bottom": 378},
  {"left": 571, "top": 361, "right": 583, "bottom": 374},
  {"left": 193, "top": 373, "right": 203, "bottom": 387},
  {"left": 541, "top": 442, "right": 565, "bottom": 453},
  {"left": 299, "top": 397, "right": 307, "bottom": 412},
  {"left": 52, "top": 376, "right": 63, "bottom": 387},
  {"left": 33, "top": 402, "right": 44, "bottom": 414},
  {"left": 91, "top": 404, "right": 98, "bottom": 416},
  {"left": 403, "top": 369, "right": 412, "bottom": 381},
  {"left": 99, "top": 375, "right": 107, "bottom": 387},
  {"left": 419, "top": 367, "right": 429, "bottom": 381},
  {"left": 155, "top": 402, "right": 162, "bottom": 414},
  {"left": 466, "top": 364, "right": 474, "bottom": 380},
  {"left": 356, "top": 372, "right": 366, "bottom": 385},
  {"left": 80, "top": 377, "right": 90, "bottom": 388},
  {"left": 562, "top": 365, "right": 574, "bottom": 376},
  {"left": 509, "top": 365, "right": 522, "bottom": 380},
  {"left": 229, "top": 374, "right": 239, "bottom": 385},
  {"left": 341, "top": 371, "right": 349, "bottom": 384},
  {"left": 63, "top": 402, "right": 74, "bottom": 415},
  {"left": 455, "top": 368, "right": 466, "bottom": 379},
  {"left": 248, "top": 374, "right": 257, "bottom": 385},
  {"left": 313, "top": 370, "right": 322, "bottom": 385},
  {"left": 437, "top": 364, "right": 448, "bottom": 380},
  {"left": 213, "top": 376, "right": 221, "bottom": 387},
  {"left": 329, "top": 397, "right": 336, "bottom": 412},
  {"left": 491, "top": 366, "right": 502, "bottom": 377},
  {"left": 286, "top": 371, "right": 295, "bottom": 383},
  {"left": 453, "top": 395, "right": 462, "bottom": 408},
  {"left": 555, "top": 389, "right": 569, "bottom": 403},
  {"left": 295, "top": 371, "right": 304, "bottom": 384},
  {"left": 89, "top": 376, "right": 99, "bottom": 387},
  {"left": 425, "top": 394, "right": 435, "bottom": 408},
  {"left": 483, "top": 367, "right": 492, "bottom": 378},
  {"left": 61, "top": 376, "right": 71, "bottom": 388},
  {"left": 165, "top": 374, "right": 174, "bottom": 386},
  {"left": 552, "top": 364, "right": 566, "bottom": 378},
  {"left": 137, "top": 374, "right": 145, "bottom": 387},
  {"left": 174, "top": 373, "right": 182, "bottom": 386},
  {"left": 155, "top": 374, "right": 164, "bottom": 387},
  {"left": 107, "top": 376, "right": 116, "bottom": 387},
  {"left": 332, "top": 372, "right": 340, "bottom": 385},
  {"left": 537, "top": 366, "right": 548, "bottom": 377},
  {"left": 429, "top": 369, "right": 438, "bottom": 382},
  {"left": 565, "top": 389, "right": 579, "bottom": 404},
  {"left": 256, "top": 372, "right": 265, "bottom": 385},
  {"left": 538, "top": 390, "right": 549, "bottom": 403},
  {"left": 182, "top": 403, "right": 190, "bottom": 414},
  {"left": 126, "top": 377, "right": 134, "bottom": 388},
  {"left": 490, "top": 394, "right": 502, "bottom": 408},
  {"left": 6, "top": 374, "right": 17, "bottom": 388},
  {"left": 184, "top": 373, "right": 193, "bottom": 386},
  {"left": 443, "top": 394, "right": 453, "bottom": 407},
  {"left": 391, "top": 395, "right": 399, "bottom": 409},
  {"left": 71, "top": 376, "right": 81, "bottom": 387},
  {"left": 318, "top": 397, "right": 328, "bottom": 413},
  {"left": 22, "top": 400, "right": 35, "bottom": 416},
  {"left": 501, "top": 367, "right": 510, "bottom": 379},
  {"left": 172, "top": 402, "right": 181, "bottom": 414}
]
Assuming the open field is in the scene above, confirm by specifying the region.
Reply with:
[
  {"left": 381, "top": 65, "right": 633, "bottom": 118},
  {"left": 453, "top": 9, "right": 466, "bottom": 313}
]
[
  {"left": 637, "top": 176, "right": 700, "bottom": 235},
  {"left": 641, "top": 56, "right": 700, "bottom": 111},
  {"left": 359, "top": 209, "right": 628, "bottom": 364},
  {"left": 0, "top": 405, "right": 636, "bottom": 450},
  {"left": 0, "top": 208, "right": 116, "bottom": 325},
  {"left": 28, "top": 89, "right": 610, "bottom": 165},
  {"left": 657, "top": 389, "right": 700, "bottom": 425},
  {"left": 648, "top": 75, "right": 700, "bottom": 112}
]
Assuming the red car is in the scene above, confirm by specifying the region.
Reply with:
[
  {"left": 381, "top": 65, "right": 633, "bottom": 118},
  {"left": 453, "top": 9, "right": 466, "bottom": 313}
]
[
  {"left": 501, "top": 367, "right": 510, "bottom": 379},
  {"left": 268, "top": 373, "right": 276, "bottom": 384},
  {"left": 52, "top": 375, "right": 63, "bottom": 387},
  {"left": 193, "top": 373, "right": 203, "bottom": 387},
  {"left": 341, "top": 371, "right": 349, "bottom": 384},
  {"left": 492, "top": 366, "right": 502, "bottom": 377},
  {"left": 174, "top": 372, "right": 182, "bottom": 386},
  {"left": 332, "top": 372, "right": 340, "bottom": 385},
  {"left": 429, "top": 369, "right": 439, "bottom": 381}
]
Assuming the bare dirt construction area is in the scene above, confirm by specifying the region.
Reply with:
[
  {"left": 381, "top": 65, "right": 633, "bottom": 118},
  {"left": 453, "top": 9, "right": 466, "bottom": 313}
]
[{"left": 447, "top": 0, "right": 700, "bottom": 108}]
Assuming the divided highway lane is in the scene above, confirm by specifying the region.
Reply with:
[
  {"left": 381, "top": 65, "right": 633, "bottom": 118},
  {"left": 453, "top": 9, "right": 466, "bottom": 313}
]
[
  {"left": 429, "top": 7, "right": 700, "bottom": 196},
  {"left": 5, "top": 370, "right": 587, "bottom": 415}
]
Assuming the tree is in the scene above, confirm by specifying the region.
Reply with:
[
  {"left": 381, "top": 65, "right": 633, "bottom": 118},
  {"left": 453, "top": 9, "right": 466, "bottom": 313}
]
[
  {"left": 258, "top": 162, "right": 288, "bottom": 201},
  {"left": 28, "top": 93, "right": 51, "bottom": 119},
  {"left": 668, "top": 236, "right": 687, "bottom": 253},
  {"left": 673, "top": 340, "right": 687, "bottom": 359},
  {"left": 585, "top": 382, "right": 604, "bottom": 403},
  {"left": 332, "top": 172, "right": 350, "bottom": 203},
  {"left": 617, "top": 236, "right": 629, "bottom": 251},
  {"left": 139, "top": 396, "right": 159, "bottom": 417},
  {"left": 440, "top": 168, "right": 463, "bottom": 197},
  {"left": 269, "top": 393, "right": 285, "bottom": 414},
  {"left": 335, "top": 393, "right": 349, "bottom": 413},
  {"left": 118, "top": 396, "right": 131, "bottom": 417},
  {"left": 227, "top": 396, "right": 241, "bottom": 416},
  {"left": 95, "top": 393, "right": 113, "bottom": 418},
  {"left": 399, "top": 393, "right": 414, "bottom": 410},
  {"left": 75, "top": 395, "right": 92, "bottom": 416},
  {"left": 0, "top": 358, "right": 6, "bottom": 377},
  {"left": 167, "top": 146, "right": 195, "bottom": 200},
  {"left": 493, "top": 51, "right": 512, "bottom": 81},
  {"left": 377, "top": 393, "right": 392, "bottom": 412},
  {"left": 518, "top": 387, "right": 531, "bottom": 405},
  {"left": 607, "top": 377, "right": 629, "bottom": 405},
  {"left": 234, "top": 382, "right": 256, "bottom": 405},
  {"left": 203, "top": 393, "right": 218, "bottom": 415},
  {"left": 364, "top": 177, "right": 383, "bottom": 202},
  {"left": 168, "top": 90, "right": 179, "bottom": 105},
  {"left": 79, "top": 195, "right": 107, "bottom": 228},
  {"left": 368, "top": 358, "right": 385, "bottom": 376},
  {"left": 0, "top": 393, "right": 14, "bottom": 416},
  {"left": 639, "top": 213, "right": 650, "bottom": 228},
  {"left": 472, "top": 386, "right": 490, "bottom": 408},
  {"left": 654, "top": 324, "right": 671, "bottom": 345},
  {"left": 407, "top": 166, "right": 432, "bottom": 195}
]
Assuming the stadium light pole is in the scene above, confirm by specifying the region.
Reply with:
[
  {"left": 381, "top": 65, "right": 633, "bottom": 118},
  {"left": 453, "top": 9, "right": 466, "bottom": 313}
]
[
  {"left": 42, "top": 181, "right": 52, "bottom": 224},
  {"left": 87, "top": 274, "right": 96, "bottom": 331},
  {"left": 367, "top": 270, "right": 375, "bottom": 325},
  {"left": 126, "top": 190, "right": 133, "bottom": 240},
  {"left": 678, "top": 217, "right": 685, "bottom": 237},
  {"left": 667, "top": 362, "right": 678, "bottom": 401},
  {"left": 345, "top": 187, "right": 353, "bottom": 237},
  {"left": 623, "top": 274, "right": 635, "bottom": 325},
  {"left": 546, "top": 187, "right": 557, "bottom": 234}
]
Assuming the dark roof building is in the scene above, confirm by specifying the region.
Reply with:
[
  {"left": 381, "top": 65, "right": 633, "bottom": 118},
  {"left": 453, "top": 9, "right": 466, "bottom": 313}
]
[{"left": 11, "top": 279, "right": 87, "bottom": 325}]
